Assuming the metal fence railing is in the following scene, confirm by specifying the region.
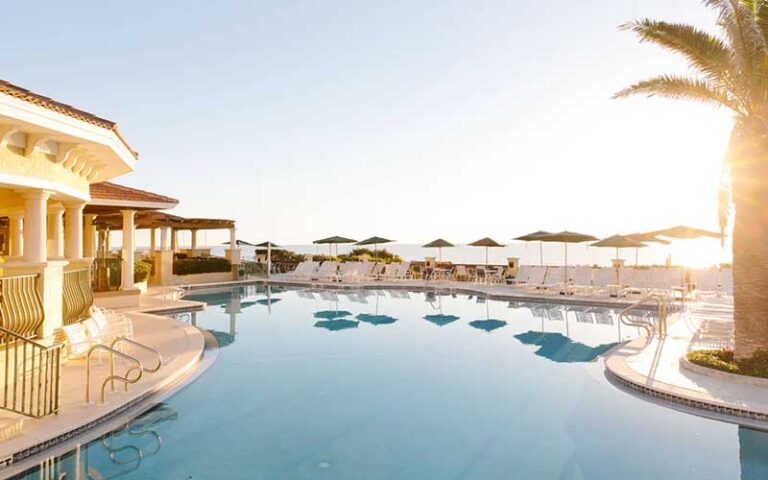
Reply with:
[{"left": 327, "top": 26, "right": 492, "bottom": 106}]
[
  {"left": 63, "top": 268, "right": 93, "bottom": 325},
  {"left": 0, "top": 325, "right": 63, "bottom": 417},
  {"left": 0, "top": 274, "right": 44, "bottom": 339}
]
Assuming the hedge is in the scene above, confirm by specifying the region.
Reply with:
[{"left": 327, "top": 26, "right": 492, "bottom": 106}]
[
  {"left": 173, "top": 257, "right": 232, "bottom": 276},
  {"left": 687, "top": 348, "right": 768, "bottom": 378}
]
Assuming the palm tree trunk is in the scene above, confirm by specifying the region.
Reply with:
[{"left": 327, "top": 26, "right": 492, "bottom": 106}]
[{"left": 731, "top": 130, "right": 768, "bottom": 359}]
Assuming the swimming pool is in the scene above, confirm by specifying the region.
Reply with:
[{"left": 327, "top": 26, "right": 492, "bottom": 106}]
[{"left": 12, "top": 285, "right": 768, "bottom": 479}]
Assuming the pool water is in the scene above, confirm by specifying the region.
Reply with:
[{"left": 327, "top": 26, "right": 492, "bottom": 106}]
[{"left": 13, "top": 285, "right": 768, "bottom": 479}]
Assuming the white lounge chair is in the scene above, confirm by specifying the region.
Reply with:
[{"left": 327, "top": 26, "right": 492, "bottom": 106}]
[{"left": 313, "top": 261, "right": 339, "bottom": 281}]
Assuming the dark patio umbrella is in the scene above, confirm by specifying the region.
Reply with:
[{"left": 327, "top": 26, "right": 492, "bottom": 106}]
[
  {"left": 256, "top": 241, "right": 282, "bottom": 277},
  {"left": 646, "top": 225, "right": 721, "bottom": 239},
  {"left": 644, "top": 225, "right": 723, "bottom": 286},
  {"left": 313, "top": 235, "right": 357, "bottom": 257},
  {"left": 513, "top": 231, "right": 553, "bottom": 266},
  {"left": 314, "top": 319, "right": 359, "bottom": 331},
  {"left": 468, "top": 238, "right": 505, "bottom": 277},
  {"left": 422, "top": 238, "right": 455, "bottom": 262},
  {"left": 626, "top": 233, "right": 671, "bottom": 266},
  {"left": 514, "top": 331, "right": 617, "bottom": 363},
  {"left": 590, "top": 235, "right": 647, "bottom": 285},
  {"left": 536, "top": 231, "right": 598, "bottom": 282},
  {"left": 356, "top": 236, "right": 394, "bottom": 260},
  {"left": 222, "top": 239, "right": 257, "bottom": 247}
]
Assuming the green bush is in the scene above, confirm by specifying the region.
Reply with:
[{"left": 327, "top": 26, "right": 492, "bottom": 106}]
[
  {"left": 173, "top": 257, "right": 232, "bottom": 276},
  {"left": 338, "top": 248, "right": 402, "bottom": 264},
  {"left": 687, "top": 348, "right": 768, "bottom": 378},
  {"left": 134, "top": 261, "right": 153, "bottom": 283}
]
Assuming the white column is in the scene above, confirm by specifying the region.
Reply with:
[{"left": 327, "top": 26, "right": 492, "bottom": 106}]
[
  {"left": 160, "top": 226, "right": 169, "bottom": 251},
  {"left": 121, "top": 210, "right": 136, "bottom": 289},
  {"left": 49, "top": 205, "right": 65, "bottom": 259},
  {"left": 83, "top": 214, "right": 96, "bottom": 257},
  {"left": 9, "top": 212, "right": 23, "bottom": 257},
  {"left": 229, "top": 227, "right": 236, "bottom": 247},
  {"left": 21, "top": 190, "right": 50, "bottom": 263},
  {"left": 64, "top": 202, "right": 84, "bottom": 259},
  {"left": 191, "top": 229, "right": 198, "bottom": 250},
  {"left": 170, "top": 229, "right": 177, "bottom": 252},
  {"left": 149, "top": 227, "right": 156, "bottom": 254}
]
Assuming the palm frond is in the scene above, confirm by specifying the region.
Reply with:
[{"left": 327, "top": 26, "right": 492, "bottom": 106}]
[
  {"left": 705, "top": 0, "right": 766, "bottom": 84},
  {"left": 613, "top": 75, "right": 746, "bottom": 114},
  {"left": 620, "top": 19, "right": 733, "bottom": 87}
]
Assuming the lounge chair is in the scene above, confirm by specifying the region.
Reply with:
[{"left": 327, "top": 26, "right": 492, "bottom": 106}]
[
  {"left": 334, "top": 262, "right": 361, "bottom": 282},
  {"left": 286, "top": 261, "right": 319, "bottom": 280},
  {"left": 313, "top": 261, "right": 339, "bottom": 281}
]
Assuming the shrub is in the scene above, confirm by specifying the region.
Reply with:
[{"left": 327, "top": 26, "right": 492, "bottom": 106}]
[
  {"left": 134, "top": 261, "right": 153, "bottom": 283},
  {"left": 687, "top": 348, "right": 768, "bottom": 378},
  {"left": 338, "top": 248, "right": 402, "bottom": 264},
  {"left": 173, "top": 257, "right": 231, "bottom": 276}
]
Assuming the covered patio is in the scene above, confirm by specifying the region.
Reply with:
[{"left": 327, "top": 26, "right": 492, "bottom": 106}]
[{"left": 92, "top": 209, "right": 239, "bottom": 291}]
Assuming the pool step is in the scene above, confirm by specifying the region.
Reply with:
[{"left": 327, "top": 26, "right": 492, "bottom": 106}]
[{"left": 0, "top": 417, "right": 24, "bottom": 442}]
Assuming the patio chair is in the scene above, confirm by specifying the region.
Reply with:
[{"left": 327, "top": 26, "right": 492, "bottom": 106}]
[
  {"left": 453, "top": 265, "right": 471, "bottom": 282},
  {"left": 312, "top": 261, "right": 339, "bottom": 281}
]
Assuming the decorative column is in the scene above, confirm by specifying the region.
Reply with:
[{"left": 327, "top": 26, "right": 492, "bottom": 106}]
[
  {"left": 8, "top": 212, "right": 23, "bottom": 258},
  {"left": 160, "top": 226, "right": 169, "bottom": 251},
  {"left": 121, "top": 210, "right": 136, "bottom": 290},
  {"left": 149, "top": 227, "right": 156, "bottom": 254},
  {"left": 83, "top": 214, "right": 96, "bottom": 257},
  {"left": 229, "top": 227, "right": 236, "bottom": 247},
  {"left": 191, "top": 229, "right": 198, "bottom": 250},
  {"left": 170, "top": 229, "right": 177, "bottom": 252},
  {"left": 64, "top": 202, "right": 84, "bottom": 259},
  {"left": 21, "top": 190, "right": 51, "bottom": 263},
  {"left": 48, "top": 205, "right": 65, "bottom": 260}
]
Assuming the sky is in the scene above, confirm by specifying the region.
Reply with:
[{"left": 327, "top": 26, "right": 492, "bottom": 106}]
[{"left": 2, "top": 1, "right": 733, "bottom": 252}]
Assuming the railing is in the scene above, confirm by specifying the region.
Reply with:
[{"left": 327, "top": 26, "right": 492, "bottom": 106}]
[
  {"left": 619, "top": 293, "right": 669, "bottom": 338},
  {"left": 0, "top": 325, "right": 63, "bottom": 418},
  {"left": 85, "top": 344, "right": 143, "bottom": 405},
  {"left": 63, "top": 268, "right": 92, "bottom": 325},
  {"left": 0, "top": 274, "right": 45, "bottom": 339}
]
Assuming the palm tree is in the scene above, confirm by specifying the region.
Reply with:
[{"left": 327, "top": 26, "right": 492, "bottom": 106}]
[{"left": 616, "top": 0, "right": 768, "bottom": 358}]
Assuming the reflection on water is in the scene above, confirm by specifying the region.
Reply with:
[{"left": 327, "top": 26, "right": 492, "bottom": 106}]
[
  {"left": 16, "top": 403, "right": 178, "bottom": 479},
  {"left": 740, "top": 427, "right": 768, "bottom": 480},
  {"left": 314, "top": 319, "right": 360, "bottom": 331},
  {"left": 469, "top": 319, "right": 508, "bottom": 332},
  {"left": 514, "top": 331, "right": 617, "bottom": 363}
]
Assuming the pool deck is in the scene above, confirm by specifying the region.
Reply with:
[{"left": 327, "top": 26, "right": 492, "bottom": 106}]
[
  {"left": 0, "top": 290, "right": 210, "bottom": 472},
  {"left": 604, "top": 299, "right": 768, "bottom": 429}
]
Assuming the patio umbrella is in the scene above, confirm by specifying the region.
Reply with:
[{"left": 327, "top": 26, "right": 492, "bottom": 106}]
[
  {"left": 222, "top": 239, "right": 257, "bottom": 246},
  {"left": 625, "top": 233, "right": 671, "bottom": 266},
  {"left": 356, "top": 236, "right": 394, "bottom": 260},
  {"left": 422, "top": 238, "right": 455, "bottom": 262},
  {"left": 513, "top": 231, "right": 552, "bottom": 266},
  {"left": 256, "top": 241, "right": 282, "bottom": 278},
  {"left": 590, "top": 235, "right": 647, "bottom": 285},
  {"left": 468, "top": 237, "right": 505, "bottom": 272},
  {"left": 644, "top": 225, "right": 723, "bottom": 288},
  {"left": 536, "top": 231, "right": 598, "bottom": 282},
  {"left": 313, "top": 235, "right": 357, "bottom": 257}
]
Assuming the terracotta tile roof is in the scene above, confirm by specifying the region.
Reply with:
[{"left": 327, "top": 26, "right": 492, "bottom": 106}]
[
  {"left": 90, "top": 182, "right": 178, "bottom": 206},
  {"left": 0, "top": 80, "right": 138, "bottom": 159}
]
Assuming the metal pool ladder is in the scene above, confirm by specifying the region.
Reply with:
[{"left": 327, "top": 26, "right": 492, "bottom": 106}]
[
  {"left": 85, "top": 339, "right": 163, "bottom": 405},
  {"left": 619, "top": 293, "right": 669, "bottom": 338}
]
